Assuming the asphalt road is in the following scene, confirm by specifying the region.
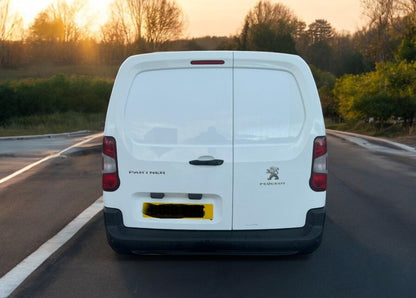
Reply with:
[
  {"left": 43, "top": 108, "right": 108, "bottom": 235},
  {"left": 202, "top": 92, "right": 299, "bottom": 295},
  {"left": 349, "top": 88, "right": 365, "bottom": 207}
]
[
  {"left": 2, "top": 135, "right": 416, "bottom": 298},
  {"left": 0, "top": 131, "right": 96, "bottom": 179}
]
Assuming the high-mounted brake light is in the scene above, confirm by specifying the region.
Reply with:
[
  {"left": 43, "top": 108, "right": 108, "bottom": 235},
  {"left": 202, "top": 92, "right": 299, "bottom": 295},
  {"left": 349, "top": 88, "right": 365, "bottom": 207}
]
[
  {"left": 102, "top": 136, "right": 120, "bottom": 191},
  {"left": 310, "top": 136, "right": 327, "bottom": 192},
  {"left": 191, "top": 60, "right": 225, "bottom": 65}
]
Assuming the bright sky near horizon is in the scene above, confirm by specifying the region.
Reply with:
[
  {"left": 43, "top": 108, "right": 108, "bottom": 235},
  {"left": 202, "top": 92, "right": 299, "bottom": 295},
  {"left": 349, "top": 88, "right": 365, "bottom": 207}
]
[{"left": 11, "top": 0, "right": 365, "bottom": 37}]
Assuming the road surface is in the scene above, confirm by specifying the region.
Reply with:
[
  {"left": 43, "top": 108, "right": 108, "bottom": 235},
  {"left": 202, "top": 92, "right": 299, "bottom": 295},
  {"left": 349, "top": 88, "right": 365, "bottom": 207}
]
[
  {"left": 0, "top": 131, "right": 97, "bottom": 179},
  {"left": 1, "top": 133, "right": 415, "bottom": 298}
]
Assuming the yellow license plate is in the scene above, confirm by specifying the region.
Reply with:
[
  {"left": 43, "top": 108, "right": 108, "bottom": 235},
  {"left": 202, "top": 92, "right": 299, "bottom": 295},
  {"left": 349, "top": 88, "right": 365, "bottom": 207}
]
[{"left": 143, "top": 203, "right": 213, "bottom": 220}]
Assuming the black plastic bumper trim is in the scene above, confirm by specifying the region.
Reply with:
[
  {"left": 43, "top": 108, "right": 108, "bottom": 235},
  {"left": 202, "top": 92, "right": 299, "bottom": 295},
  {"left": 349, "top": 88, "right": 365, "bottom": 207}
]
[{"left": 103, "top": 207, "right": 325, "bottom": 255}]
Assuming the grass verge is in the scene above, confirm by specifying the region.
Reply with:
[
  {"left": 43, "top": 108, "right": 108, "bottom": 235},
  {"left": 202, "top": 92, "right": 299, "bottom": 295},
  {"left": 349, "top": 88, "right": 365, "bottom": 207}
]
[
  {"left": 0, "top": 112, "right": 105, "bottom": 137},
  {"left": 325, "top": 119, "right": 414, "bottom": 138},
  {"left": 0, "top": 64, "right": 119, "bottom": 81}
]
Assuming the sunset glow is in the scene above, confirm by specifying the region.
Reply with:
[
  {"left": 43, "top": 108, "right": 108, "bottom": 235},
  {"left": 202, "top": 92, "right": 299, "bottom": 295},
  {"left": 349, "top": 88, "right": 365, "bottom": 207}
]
[{"left": 11, "top": 0, "right": 364, "bottom": 37}]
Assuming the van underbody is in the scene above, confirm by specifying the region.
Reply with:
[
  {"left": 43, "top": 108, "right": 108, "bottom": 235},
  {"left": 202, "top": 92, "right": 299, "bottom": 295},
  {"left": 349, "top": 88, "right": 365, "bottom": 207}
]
[{"left": 104, "top": 207, "right": 325, "bottom": 255}]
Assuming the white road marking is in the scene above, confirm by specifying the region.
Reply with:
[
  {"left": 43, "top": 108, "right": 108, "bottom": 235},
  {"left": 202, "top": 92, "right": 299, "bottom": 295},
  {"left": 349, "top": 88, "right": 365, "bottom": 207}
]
[
  {"left": 0, "top": 132, "right": 103, "bottom": 185},
  {"left": 0, "top": 197, "right": 104, "bottom": 297},
  {"left": 326, "top": 129, "right": 416, "bottom": 157}
]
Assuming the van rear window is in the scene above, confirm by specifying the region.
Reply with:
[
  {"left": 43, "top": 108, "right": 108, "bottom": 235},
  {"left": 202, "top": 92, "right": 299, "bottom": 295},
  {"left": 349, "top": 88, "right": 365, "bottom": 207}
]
[
  {"left": 124, "top": 68, "right": 305, "bottom": 146},
  {"left": 234, "top": 69, "right": 305, "bottom": 144},
  {"left": 125, "top": 68, "right": 233, "bottom": 145}
]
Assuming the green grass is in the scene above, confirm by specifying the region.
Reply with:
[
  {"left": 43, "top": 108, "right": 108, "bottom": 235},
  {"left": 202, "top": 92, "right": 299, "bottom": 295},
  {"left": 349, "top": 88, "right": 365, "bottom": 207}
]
[
  {"left": 325, "top": 118, "right": 413, "bottom": 137},
  {"left": 0, "top": 65, "right": 112, "bottom": 137},
  {"left": 0, "top": 112, "right": 105, "bottom": 137},
  {"left": 0, "top": 64, "right": 119, "bottom": 81}
]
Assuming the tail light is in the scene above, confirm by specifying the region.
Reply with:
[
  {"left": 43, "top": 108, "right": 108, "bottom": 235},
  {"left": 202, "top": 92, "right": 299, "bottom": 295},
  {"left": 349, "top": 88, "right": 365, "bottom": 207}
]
[
  {"left": 310, "top": 136, "right": 327, "bottom": 192},
  {"left": 103, "top": 136, "right": 120, "bottom": 191}
]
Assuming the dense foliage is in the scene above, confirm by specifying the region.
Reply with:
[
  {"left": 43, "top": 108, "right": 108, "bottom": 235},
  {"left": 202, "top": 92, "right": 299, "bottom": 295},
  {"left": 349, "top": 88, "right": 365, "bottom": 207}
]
[
  {"left": 334, "top": 61, "right": 416, "bottom": 127},
  {"left": 0, "top": 75, "right": 112, "bottom": 125},
  {"left": 0, "top": 0, "right": 415, "bottom": 133},
  {"left": 222, "top": 0, "right": 416, "bottom": 131}
]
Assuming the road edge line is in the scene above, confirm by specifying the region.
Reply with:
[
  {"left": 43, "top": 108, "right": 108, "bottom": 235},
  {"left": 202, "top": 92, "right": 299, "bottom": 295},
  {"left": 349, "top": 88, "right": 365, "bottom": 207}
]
[
  {"left": 0, "top": 130, "right": 93, "bottom": 141},
  {"left": 0, "top": 132, "right": 103, "bottom": 185},
  {"left": 0, "top": 196, "right": 103, "bottom": 297},
  {"left": 326, "top": 129, "right": 416, "bottom": 152}
]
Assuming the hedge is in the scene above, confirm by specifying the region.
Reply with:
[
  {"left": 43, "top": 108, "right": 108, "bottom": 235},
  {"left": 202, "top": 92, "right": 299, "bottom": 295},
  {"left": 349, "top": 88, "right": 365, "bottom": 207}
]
[{"left": 0, "top": 74, "right": 113, "bottom": 125}]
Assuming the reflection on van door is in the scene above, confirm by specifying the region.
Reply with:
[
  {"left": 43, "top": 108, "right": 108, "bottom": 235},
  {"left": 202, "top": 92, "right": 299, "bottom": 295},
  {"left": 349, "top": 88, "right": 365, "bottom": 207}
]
[
  {"left": 233, "top": 63, "right": 309, "bottom": 230},
  {"left": 123, "top": 65, "right": 234, "bottom": 230}
]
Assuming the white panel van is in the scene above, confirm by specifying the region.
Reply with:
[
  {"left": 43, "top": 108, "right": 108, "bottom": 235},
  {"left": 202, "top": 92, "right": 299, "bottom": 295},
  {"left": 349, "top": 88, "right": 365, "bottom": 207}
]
[{"left": 103, "top": 51, "right": 327, "bottom": 255}]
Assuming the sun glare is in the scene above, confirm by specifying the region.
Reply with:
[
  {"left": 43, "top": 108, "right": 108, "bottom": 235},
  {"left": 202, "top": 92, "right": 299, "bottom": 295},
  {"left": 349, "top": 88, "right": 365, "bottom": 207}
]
[
  {"left": 12, "top": 0, "right": 112, "bottom": 28},
  {"left": 12, "top": 0, "right": 363, "bottom": 38}
]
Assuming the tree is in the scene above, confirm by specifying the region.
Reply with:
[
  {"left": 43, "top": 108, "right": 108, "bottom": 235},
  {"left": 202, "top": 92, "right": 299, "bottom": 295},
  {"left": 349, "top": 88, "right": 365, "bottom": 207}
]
[
  {"left": 397, "top": 0, "right": 416, "bottom": 16},
  {"left": 383, "top": 61, "right": 416, "bottom": 127},
  {"left": 30, "top": 11, "right": 65, "bottom": 42},
  {"left": 395, "top": 1, "right": 416, "bottom": 61},
  {"left": 302, "top": 19, "right": 335, "bottom": 71},
  {"left": 307, "top": 19, "right": 334, "bottom": 44},
  {"left": 334, "top": 60, "right": 416, "bottom": 130},
  {"left": 330, "top": 33, "right": 368, "bottom": 75},
  {"left": 309, "top": 65, "right": 338, "bottom": 119},
  {"left": 126, "top": 0, "right": 145, "bottom": 42},
  {"left": 396, "top": 37, "right": 416, "bottom": 61},
  {"left": 334, "top": 73, "right": 371, "bottom": 120},
  {"left": 103, "top": 0, "right": 185, "bottom": 51},
  {"left": 101, "top": 0, "right": 134, "bottom": 44},
  {"left": 45, "top": 0, "right": 87, "bottom": 43},
  {"left": 0, "top": 0, "right": 9, "bottom": 40},
  {"left": 0, "top": 0, "right": 24, "bottom": 68},
  {"left": 237, "top": 1, "right": 300, "bottom": 53},
  {"left": 143, "top": 0, "right": 185, "bottom": 50},
  {"left": 30, "top": 0, "right": 87, "bottom": 43},
  {"left": 0, "top": 0, "right": 23, "bottom": 41},
  {"left": 360, "top": 0, "right": 401, "bottom": 62},
  {"left": 244, "top": 1, "right": 296, "bottom": 29},
  {"left": 247, "top": 22, "right": 296, "bottom": 52},
  {"left": 100, "top": 0, "right": 136, "bottom": 63},
  {"left": 307, "top": 41, "right": 333, "bottom": 71},
  {"left": 28, "top": 0, "right": 91, "bottom": 64}
]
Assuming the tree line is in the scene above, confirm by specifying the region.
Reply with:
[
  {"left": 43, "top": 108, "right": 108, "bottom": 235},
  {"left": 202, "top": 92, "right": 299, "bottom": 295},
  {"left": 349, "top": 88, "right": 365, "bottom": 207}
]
[
  {"left": 0, "top": 0, "right": 186, "bottom": 66},
  {"left": 220, "top": 0, "right": 415, "bottom": 130},
  {"left": 1, "top": 0, "right": 414, "bottom": 71},
  {"left": 0, "top": 0, "right": 413, "bottom": 70},
  {"left": 0, "top": 0, "right": 415, "bottom": 131}
]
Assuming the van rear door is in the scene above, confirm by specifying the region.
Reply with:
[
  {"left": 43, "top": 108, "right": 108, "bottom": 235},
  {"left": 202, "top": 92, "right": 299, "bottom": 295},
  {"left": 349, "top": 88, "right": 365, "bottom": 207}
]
[
  {"left": 232, "top": 52, "right": 324, "bottom": 230},
  {"left": 120, "top": 53, "right": 234, "bottom": 230}
]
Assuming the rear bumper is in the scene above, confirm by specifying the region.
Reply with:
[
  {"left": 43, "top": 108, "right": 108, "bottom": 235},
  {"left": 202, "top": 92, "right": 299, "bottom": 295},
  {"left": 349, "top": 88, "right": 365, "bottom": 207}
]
[{"left": 104, "top": 207, "right": 325, "bottom": 255}]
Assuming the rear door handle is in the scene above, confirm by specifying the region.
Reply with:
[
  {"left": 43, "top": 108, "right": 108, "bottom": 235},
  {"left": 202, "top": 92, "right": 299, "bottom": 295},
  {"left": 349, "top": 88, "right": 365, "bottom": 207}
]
[{"left": 189, "top": 159, "right": 224, "bottom": 166}]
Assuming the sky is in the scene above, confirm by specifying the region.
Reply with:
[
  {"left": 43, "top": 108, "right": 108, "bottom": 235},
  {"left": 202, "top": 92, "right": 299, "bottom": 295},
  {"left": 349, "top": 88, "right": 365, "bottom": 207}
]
[{"left": 11, "top": 0, "right": 365, "bottom": 37}]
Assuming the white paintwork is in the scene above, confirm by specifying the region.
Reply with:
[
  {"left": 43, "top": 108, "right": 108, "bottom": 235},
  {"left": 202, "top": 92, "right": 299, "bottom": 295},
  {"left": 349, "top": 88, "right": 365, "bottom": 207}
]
[
  {"left": 232, "top": 52, "right": 325, "bottom": 229},
  {"left": 104, "top": 51, "right": 326, "bottom": 231}
]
